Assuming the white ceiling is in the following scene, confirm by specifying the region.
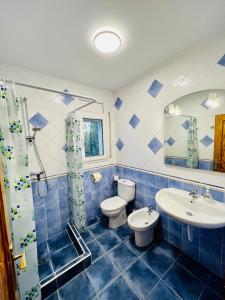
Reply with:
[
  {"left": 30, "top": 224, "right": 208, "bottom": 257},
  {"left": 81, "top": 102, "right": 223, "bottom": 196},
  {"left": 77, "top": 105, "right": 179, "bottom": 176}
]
[{"left": 1, "top": 0, "right": 225, "bottom": 91}]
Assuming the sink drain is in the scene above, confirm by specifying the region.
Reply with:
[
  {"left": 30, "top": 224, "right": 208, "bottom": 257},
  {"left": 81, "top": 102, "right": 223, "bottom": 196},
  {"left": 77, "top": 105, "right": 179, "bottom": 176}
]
[
  {"left": 186, "top": 211, "right": 193, "bottom": 216},
  {"left": 145, "top": 222, "right": 148, "bottom": 225}
]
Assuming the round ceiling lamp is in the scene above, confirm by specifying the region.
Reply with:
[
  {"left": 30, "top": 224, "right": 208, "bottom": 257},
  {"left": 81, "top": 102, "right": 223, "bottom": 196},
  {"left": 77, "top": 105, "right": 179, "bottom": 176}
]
[{"left": 93, "top": 31, "right": 121, "bottom": 53}]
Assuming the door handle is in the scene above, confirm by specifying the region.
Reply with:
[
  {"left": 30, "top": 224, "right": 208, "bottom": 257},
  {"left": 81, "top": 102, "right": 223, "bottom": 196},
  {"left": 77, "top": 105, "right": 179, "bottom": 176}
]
[
  {"left": 13, "top": 252, "right": 26, "bottom": 271},
  {"left": 9, "top": 242, "right": 26, "bottom": 271}
]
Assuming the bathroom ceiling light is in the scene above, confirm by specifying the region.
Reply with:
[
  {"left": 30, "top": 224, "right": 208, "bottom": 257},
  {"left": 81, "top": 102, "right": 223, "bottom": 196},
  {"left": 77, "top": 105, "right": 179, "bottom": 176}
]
[
  {"left": 206, "top": 93, "right": 222, "bottom": 108},
  {"left": 93, "top": 31, "right": 121, "bottom": 53}
]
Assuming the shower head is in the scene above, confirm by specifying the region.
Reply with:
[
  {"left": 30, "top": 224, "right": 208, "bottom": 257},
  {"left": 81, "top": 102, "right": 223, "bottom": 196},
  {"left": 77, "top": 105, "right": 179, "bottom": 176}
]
[
  {"left": 32, "top": 127, "right": 41, "bottom": 138},
  {"left": 32, "top": 127, "right": 41, "bottom": 132}
]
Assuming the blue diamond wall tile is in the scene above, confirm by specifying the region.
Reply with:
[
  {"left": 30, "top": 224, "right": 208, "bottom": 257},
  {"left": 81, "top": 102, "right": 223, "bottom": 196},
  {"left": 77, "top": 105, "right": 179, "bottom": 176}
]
[
  {"left": 29, "top": 112, "right": 49, "bottom": 128},
  {"left": 217, "top": 54, "right": 225, "bottom": 67},
  {"left": 129, "top": 114, "right": 140, "bottom": 129},
  {"left": 62, "top": 89, "right": 75, "bottom": 105},
  {"left": 200, "top": 135, "right": 213, "bottom": 147},
  {"left": 148, "top": 137, "right": 163, "bottom": 154},
  {"left": 167, "top": 137, "right": 176, "bottom": 146},
  {"left": 182, "top": 119, "right": 190, "bottom": 130},
  {"left": 114, "top": 97, "right": 123, "bottom": 110},
  {"left": 201, "top": 98, "right": 210, "bottom": 109},
  {"left": 62, "top": 144, "right": 68, "bottom": 152},
  {"left": 29, "top": 113, "right": 48, "bottom": 128},
  {"left": 148, "top": 79, "right": 163, "bottom": 97},
  {"left": 116, "top": 138, "right": 124, "bottom": 151}
]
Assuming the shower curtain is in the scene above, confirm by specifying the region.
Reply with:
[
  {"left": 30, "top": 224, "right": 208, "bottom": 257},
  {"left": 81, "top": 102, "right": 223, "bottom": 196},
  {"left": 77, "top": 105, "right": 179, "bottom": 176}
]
[
  {"left": 187, "top": 117, "right": 199, "bottom": 168},
  {"left": 0, "top": 81, "right": 40, "bottom": 299},
  {"left": 66, "top": 112, "right": 86, "bottom": 233}
]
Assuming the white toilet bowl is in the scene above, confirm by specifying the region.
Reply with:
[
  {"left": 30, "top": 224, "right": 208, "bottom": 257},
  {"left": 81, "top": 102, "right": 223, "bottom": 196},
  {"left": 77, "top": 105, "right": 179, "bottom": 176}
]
[
  {"left": 100, "top": 196, "right": 127, "bottom": 228},
  {"left": 100, "top": 179, "right": 135, "bottom": 229},
  {"left": 128, "top": 207, "right": 159, "bottom": 247}
]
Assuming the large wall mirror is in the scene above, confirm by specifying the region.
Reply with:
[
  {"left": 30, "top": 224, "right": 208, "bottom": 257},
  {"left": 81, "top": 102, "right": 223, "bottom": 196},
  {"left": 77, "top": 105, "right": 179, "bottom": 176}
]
[{"left": 164, "top": 89, "right": 225, "bottom": 173}]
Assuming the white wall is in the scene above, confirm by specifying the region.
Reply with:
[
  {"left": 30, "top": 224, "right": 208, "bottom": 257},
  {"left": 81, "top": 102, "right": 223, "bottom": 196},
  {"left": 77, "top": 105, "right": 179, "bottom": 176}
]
[
  {"left": 114, "top": 37, "right": 225, "bottom": 187},
  {"left": 0, "top": 62, "right": 116, "bottom": 176}
]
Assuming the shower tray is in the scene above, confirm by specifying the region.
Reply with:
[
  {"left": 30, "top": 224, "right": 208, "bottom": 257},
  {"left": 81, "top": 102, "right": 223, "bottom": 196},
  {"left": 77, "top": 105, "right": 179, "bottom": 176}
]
[{"left": 37, "top": 222, "right": 91, "bottom": 299}]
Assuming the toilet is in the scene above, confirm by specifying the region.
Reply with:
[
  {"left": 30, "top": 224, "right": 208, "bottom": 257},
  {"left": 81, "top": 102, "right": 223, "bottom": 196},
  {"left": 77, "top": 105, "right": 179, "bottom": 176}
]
[
  {"left": 100, "top": 178, "right": 135, "bottom": 229},
  {"left": 128, "top": 207, "right": 159, "bottom": 247}
]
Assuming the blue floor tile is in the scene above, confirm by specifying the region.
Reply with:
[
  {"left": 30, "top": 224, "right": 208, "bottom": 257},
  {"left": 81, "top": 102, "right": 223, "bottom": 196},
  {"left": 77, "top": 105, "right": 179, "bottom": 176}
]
[
  {"left": 86, "top": 256, "right": 119, "bottom": 293},
  {"left": 115, "top": 224, "right": 133, "bottom": 241},
  {"left": 124, "top": 259, "right": 160, "bottom": 298},
  {"left": 51, "top": 244, "right": 78, "bottom": 271},
  {"left": 97, "top": 231, "right": 121, "bottom": 252},
  {"left": 199, "top": 286, "right": 223, "bottom": 300},
  {"left": 143, "top": 243, "right": 174, "bottom": 276},
  {"left": 89, "top": 220, "right": 109, "bottom": 237},
  {"left": 59, "top": 272, "right": 96, "bottom": 300},
  {"left": 45, "top": 291, "right": 59, "bottom": 300},
  {"left": 87, "top": 239, "right": 104, "bottom": 262},
  {"left": 177, "top": 253, "right": 211, "bottom": 282},
  {"left": 163, "top": 262, "right": 204, "bottom": 300},
  {"left": 48, "top": 231, "right": 71, "bottom": 254},
  {"left": 99, "top": 276, "right": 139, "bottom": 300},
  {"left": 109, "top": 243, "right": 138, "bottom": 272},
  {"left": 206, "top": 273, "right": 224, "bottom": 299},
  {"left": 38, "top": 259, "right": 53, "bottom": 281},
  {"left": 125, "top": 236, "right": 150, "bottom": 256},
  {"left": 80, "top": 229, "right": 95, "bottom": 243},
  {"left": 157, "top": 239, "right": 181, "bottom": 259},
  {"left": 147, "top": 280, "right": 180, "bottom": 300}
]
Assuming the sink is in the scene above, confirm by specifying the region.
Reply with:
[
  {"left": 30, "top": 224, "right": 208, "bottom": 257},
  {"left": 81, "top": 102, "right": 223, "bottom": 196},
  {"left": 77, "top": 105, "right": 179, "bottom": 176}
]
[{"left": 156, "top": 188, "right": 225, "bottom": 229}]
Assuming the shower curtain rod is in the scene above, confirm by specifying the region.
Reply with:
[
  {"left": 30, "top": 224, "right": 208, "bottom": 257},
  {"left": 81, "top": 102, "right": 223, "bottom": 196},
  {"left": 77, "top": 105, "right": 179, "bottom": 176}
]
[{"left": 4, "top": 79, "right": 104, "bottom": 112}]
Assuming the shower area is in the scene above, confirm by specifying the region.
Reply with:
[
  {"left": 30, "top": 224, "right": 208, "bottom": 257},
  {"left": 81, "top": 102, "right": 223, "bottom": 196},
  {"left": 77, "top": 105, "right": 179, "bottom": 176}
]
[{"left": 0, "top": 80, "right": 102, "bottom": 299}]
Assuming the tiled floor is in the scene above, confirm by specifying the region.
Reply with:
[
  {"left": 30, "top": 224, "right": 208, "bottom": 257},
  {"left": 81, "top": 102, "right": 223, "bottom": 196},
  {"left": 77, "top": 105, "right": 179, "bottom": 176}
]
[
  {"left": 45, "top": 220, "right": 224, "bottom": 300},
  {"left": 38, "top": 230, "right": 79, "bottom": 282}
]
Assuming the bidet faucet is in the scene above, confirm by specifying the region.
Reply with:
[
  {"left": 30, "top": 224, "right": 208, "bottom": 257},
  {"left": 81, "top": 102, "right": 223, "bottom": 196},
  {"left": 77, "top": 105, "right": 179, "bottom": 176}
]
[
  {"left": 189, "top": 189, "right": 198, "bottom": 199},
  {"left": 148, "top": 206, "right": 153, "bottom": 213}
]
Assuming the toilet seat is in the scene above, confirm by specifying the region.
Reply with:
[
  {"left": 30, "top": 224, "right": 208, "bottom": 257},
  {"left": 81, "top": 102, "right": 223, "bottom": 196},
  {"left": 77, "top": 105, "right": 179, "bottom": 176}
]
[{"left": 100, "top": 196, "right": 127, "bottom": 212}]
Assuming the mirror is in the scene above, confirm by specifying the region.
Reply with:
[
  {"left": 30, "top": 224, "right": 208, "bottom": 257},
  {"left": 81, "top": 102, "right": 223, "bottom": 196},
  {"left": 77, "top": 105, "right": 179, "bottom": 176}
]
[{"left": 164, "top": 89, "right": 225, "bottom": 173}]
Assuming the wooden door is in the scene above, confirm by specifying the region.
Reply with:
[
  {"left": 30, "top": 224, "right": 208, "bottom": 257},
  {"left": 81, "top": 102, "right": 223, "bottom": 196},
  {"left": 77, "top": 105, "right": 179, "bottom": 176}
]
[
  {"left": 0, "top": 161, "right": 18, "bottom": 300},
  {"left": 214, "top": 114, "right": 225, "bottom": 172}
]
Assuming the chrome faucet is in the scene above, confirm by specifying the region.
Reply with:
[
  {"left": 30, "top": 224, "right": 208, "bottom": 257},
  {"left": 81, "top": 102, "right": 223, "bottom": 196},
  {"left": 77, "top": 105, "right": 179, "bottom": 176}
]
[
  {"left": 189, "top": 189, "right": 198, "bottom": 199},
  {"left": 148, "top": 206, "right": 153, "bottom": 213}
]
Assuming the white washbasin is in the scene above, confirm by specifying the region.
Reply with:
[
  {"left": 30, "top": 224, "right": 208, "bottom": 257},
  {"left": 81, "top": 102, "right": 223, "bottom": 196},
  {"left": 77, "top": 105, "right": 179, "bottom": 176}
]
[{"left": 156, "top": 188, "right": 225, "bottom": 229}]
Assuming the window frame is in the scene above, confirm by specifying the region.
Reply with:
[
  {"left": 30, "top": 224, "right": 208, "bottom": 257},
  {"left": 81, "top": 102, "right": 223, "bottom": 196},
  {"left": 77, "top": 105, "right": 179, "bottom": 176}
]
[{"left": 80, "top": 111, "right": 110, "bottom": 162}]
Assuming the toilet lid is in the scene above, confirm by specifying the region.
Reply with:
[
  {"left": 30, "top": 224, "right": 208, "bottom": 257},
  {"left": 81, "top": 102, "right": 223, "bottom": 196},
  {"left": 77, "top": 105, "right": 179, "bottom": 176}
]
[{"left": 100, "top": 196, "right": 127, "bottom": 211}]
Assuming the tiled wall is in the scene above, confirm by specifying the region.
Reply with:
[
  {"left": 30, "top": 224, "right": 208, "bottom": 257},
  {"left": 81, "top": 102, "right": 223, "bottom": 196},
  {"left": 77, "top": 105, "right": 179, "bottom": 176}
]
[
  {"left": 0, "top": 62, "right": 116, "bottom": 176},
  {"left": 165, "top": 156, "right": 213, "bottom": 171},
  {"left": 32, "top": 175, "right": 69, "bottom": 244},
  {"left": 33, "top": 166, "right": 117, "bottom": 244},
  {"left": 34, "top": 164, "right": 225, "bottom": 278},
  {"left": 114, "top": 37, "right": 225, "bottom": 188},
  {"left": 84, "top": 165, "right": 117, "bottom": 221},
  {"left": 116, "top": 165, "right": 225, "bottom": 278}
]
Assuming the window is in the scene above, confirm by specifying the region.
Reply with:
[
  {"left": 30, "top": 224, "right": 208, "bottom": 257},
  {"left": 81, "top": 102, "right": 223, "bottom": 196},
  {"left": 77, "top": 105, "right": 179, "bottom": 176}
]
[
  {"left": 83, "top": 118, "right": 104, "bottom": 157},
  {"left": 81, "top": 112, "right": 110, "bottom": 162}
]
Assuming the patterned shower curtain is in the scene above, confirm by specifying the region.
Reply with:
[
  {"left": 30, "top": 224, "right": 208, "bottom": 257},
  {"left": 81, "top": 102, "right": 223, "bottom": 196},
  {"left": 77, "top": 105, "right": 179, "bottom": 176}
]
[
  {"left": 0, "top": 81, "right": 40, "bottom": 299},
  {"left": 66, "top": 112, "right": 86, "bottom": 233},
  {"left": 187, "top": 117, "right": 199, "bottom": 168}
]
